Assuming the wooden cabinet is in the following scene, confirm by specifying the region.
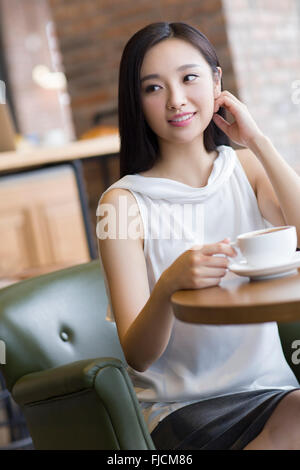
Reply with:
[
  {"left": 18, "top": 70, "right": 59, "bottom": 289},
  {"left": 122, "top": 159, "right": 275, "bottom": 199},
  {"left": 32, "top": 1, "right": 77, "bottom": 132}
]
[{"left": 0, "top": 164, "right": 90, "bottom": 281}]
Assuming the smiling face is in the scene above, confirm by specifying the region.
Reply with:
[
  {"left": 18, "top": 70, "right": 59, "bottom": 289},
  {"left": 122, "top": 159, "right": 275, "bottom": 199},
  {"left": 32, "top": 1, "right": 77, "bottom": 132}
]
[{"left": 140, "top": 38, "right": 222, "bottom": 147}]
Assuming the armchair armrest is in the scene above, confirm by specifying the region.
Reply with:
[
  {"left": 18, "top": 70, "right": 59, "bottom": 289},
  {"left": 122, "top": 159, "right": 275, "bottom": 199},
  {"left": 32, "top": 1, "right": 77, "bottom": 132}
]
[
  {"left": 12, "top": 358, "right": 155, "bottom": 450},
  {"left": 12, "top": 357, "right": 122, "bottom": 405}
]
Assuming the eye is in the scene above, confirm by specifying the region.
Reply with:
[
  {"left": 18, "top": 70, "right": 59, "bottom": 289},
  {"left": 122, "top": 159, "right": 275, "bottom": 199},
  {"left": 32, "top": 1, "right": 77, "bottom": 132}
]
[
  {"left": 183, "top": 74, "right": 199, "bottom": 82},
  {"left": 144, "top": 84, "right": 161, "bottom": 93}
]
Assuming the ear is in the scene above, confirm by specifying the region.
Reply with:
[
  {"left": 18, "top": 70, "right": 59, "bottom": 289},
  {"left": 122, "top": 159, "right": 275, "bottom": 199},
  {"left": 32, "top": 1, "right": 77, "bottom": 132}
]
[{"left": 213, "top": 67, "right": 222, "bottom": 99}]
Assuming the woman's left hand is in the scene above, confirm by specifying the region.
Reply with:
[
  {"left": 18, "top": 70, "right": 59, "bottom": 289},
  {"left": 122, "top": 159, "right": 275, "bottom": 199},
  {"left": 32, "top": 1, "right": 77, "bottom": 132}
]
[{"left": 212, "top": 90, "right": 264, "bottom": 148}]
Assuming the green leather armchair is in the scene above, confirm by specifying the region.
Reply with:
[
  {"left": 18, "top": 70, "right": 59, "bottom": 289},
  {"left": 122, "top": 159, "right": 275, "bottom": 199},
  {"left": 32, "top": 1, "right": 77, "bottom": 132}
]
[
  {"left": 0, "top": 261, "right": 155, "bottom": 450},
  {"left": 0, "top": 260, "right": 300, "bottom": 450}
]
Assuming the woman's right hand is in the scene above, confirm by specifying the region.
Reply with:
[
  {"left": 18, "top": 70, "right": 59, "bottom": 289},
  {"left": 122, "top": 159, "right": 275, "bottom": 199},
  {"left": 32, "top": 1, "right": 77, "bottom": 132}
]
[{"left": 162, "top": 238, "right": 237, "bottom": 295}]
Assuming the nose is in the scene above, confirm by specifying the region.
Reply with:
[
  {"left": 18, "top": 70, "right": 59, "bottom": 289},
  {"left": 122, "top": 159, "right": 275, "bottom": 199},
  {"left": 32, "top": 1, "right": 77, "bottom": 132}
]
[{"left": 166, "top": 85, "right": 187, "bottom": 111}]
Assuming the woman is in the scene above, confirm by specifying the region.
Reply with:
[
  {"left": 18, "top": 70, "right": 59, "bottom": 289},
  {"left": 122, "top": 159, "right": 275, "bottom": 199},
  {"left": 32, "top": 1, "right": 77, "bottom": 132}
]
[{"left": 97, "top": 22, "right": 300, "bottom": 450}]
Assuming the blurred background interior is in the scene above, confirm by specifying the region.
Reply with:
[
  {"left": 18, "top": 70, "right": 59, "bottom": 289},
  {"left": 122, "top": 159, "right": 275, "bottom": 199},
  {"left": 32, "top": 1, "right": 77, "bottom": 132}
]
[
  {"left": 0, "top": 0, "right": 300, "bottom": 287},
  {"left": 0, "top": 0, "right": 299, "bottom": 447}
]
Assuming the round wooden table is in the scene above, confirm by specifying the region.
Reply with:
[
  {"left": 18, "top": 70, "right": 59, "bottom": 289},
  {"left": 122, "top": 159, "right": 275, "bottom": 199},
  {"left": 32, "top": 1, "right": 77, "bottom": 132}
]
[{"left": 171, "top": 269, "right": 300, "bottom": 325}]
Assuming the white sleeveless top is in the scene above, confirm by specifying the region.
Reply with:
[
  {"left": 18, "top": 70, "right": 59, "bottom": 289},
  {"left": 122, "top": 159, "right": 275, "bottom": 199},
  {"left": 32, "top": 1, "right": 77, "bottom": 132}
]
[{"left": 97, "top": 145, "right": 298, "bottom": 433}]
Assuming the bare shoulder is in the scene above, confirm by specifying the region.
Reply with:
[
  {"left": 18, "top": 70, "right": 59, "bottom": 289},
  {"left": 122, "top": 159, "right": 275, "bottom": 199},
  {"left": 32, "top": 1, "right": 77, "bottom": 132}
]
[
  {"left": 97, "top": 187, "right": 150, "bottom": 346},
  {"left": 98, "top": 187, "right": 144, "bottom": 245},
  {"left": 235, "top": 147, "right": 261, "bottom": 195},
  {"left": 235, "top": 147, "right": 285, "bottom": 225},
  {"left": 100, "top": 187, "right": 138, "bottom": 207},
  {"left": 235, "top": 147, "right": 256, "bottom": 164}
]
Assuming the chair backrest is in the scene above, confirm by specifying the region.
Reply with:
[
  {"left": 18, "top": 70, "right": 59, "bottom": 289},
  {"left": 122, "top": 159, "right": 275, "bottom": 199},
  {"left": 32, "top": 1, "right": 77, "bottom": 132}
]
[{"left": 0, "top": 261, "right": 125, "bottom": 391}]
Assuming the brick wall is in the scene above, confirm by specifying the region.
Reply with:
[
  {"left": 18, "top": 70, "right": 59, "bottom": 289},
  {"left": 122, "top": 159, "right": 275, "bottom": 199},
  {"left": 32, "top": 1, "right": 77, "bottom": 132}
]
[
  {"left": 48, "top": 0, "right": 237, "bottom": 138},
  {"left": 223, "top": 0, "right": 300, "bottom": 166},
  {"left": 3, "top": 1, "right": 299, "bottom": 251},
  {"left": 48, "top": 0, "right": 237, "bottom": 246},
  {"left": 48, "top": 0, "right": 300, "bottom": 167}
]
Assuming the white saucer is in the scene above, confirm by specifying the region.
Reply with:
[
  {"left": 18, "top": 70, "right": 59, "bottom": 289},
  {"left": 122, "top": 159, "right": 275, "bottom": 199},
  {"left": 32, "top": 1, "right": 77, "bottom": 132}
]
[{"left": 228, "top": 251, "right": 300, "bottom": 280}]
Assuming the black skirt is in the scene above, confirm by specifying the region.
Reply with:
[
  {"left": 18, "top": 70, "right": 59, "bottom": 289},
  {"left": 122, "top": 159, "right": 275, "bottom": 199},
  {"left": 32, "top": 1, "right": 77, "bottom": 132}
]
[{"left": 150, "top": 388, "right": 298, "bottom": 450}]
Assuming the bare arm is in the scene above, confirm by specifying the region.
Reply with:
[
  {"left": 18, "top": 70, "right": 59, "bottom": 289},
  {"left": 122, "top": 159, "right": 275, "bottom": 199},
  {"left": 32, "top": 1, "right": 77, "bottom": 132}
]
[
  {"left": 213, "top": 91, "right": 300, "bottom": 245},
  {"left": 97, "top": 188, "right": 175, "bottom": 372},
  {"left": 249, "top": 135, "right": 300, "bottom": 246},
  {"left": 236, "top": 148, "right": 287, "bottom": 227},
  {"left": 97, "top": 188, "right": 236, "bottom": 372},
  {"left": 237, "top": 142, "right": 300, "bottom": 248}
]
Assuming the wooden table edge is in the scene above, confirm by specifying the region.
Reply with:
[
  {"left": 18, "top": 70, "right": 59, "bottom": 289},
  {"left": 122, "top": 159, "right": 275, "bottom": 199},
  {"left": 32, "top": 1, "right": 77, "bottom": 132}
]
[{"left": 171, "top": 300, "right": 300, "bottom": 325}]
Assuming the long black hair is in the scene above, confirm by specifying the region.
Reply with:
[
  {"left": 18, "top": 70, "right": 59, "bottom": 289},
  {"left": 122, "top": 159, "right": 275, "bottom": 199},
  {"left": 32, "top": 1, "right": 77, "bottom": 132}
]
[{"left": 118, "top": 22, "right": 230, "bottom": 177}]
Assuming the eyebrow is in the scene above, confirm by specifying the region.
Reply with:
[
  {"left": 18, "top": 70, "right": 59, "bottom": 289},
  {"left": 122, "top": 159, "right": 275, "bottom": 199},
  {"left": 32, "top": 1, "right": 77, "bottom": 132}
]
[{"left": 140, "top": 64, "right": 202, "bottom": 83}]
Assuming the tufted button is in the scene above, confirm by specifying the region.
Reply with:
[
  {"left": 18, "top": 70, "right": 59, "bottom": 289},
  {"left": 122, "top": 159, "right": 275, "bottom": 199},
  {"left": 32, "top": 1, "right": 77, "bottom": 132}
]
[{"left": 60, "top": 331, "right": 69, "bottom": 342}]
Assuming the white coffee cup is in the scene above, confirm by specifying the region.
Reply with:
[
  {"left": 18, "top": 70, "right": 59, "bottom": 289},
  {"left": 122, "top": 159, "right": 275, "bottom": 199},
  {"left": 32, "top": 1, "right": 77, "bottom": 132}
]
[{"left": 230, "top": 225, "right": 297, "bottom": 268}]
